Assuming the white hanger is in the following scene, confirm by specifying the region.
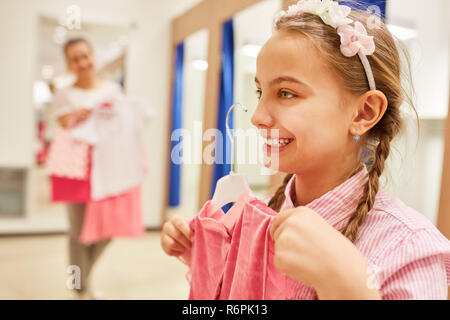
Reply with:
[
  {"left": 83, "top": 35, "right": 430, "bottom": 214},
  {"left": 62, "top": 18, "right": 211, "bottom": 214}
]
[{"left": 211, "top": 103, "right": 251, "bottom": 208}]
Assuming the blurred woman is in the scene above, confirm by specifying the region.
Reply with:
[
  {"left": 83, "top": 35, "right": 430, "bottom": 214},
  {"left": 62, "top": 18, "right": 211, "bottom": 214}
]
[{"left": 49, "top": 38, "right": 147, "bottom": 299}]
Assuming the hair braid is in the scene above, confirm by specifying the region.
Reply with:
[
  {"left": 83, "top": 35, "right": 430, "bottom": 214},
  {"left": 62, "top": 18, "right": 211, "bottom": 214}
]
[
  {"left": 341, "top": 111, "right": 401, "bottom": 242},
  {"left": 268, "top": 173, "right": 294, "bottom": 212}
]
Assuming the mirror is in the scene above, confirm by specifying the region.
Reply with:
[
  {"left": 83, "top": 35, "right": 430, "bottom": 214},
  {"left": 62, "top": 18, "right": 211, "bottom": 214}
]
[{"left": 26, "top": 15, "right": 129, "bottom": 232}]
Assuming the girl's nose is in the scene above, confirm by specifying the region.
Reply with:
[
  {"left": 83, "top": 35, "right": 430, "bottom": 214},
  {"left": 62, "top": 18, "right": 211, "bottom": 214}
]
[{"left": 251, "top": 101, "right": 276, "bottom": 129}]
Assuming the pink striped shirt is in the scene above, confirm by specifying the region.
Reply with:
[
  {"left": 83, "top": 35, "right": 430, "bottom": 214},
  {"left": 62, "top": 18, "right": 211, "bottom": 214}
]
[{"left": 280, "top": 163, "right": 450, "bottom": 300}]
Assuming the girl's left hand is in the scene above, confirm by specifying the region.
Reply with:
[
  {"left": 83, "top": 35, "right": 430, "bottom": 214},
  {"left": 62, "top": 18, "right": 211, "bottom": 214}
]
[{"left": 270, "top": 206, "right": 381, "bottom": 300}]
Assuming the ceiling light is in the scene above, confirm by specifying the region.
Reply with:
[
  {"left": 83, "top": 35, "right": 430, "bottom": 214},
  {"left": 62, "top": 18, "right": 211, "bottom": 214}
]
[
  {"left": 241, "top": 44, "right": 262, "bottom": 58},
  {"left": 192, "top": 59, "right": 208, "bottom": 71}
]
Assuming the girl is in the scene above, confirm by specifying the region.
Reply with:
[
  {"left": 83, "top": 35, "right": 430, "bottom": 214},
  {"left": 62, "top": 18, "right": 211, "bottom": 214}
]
[{"left": 161, "top": 0, "right": 450, "bottom": 299}]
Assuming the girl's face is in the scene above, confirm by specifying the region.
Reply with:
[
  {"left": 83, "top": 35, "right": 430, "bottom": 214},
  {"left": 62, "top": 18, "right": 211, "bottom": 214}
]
[
  {"left": 252, "top": 29, "right": 358, "bottom": 174},
  {"left": 66, "top": 42, "right": 96, "bottom": 80}
]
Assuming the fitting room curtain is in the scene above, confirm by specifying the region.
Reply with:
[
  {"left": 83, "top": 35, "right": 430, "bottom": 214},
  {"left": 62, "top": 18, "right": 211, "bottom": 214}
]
[
  {"left": 168, "top": 42, "right": 184, "bottom": 207},
  {"left": 211, "top": 19, "right": 235, "bottom": 212}
]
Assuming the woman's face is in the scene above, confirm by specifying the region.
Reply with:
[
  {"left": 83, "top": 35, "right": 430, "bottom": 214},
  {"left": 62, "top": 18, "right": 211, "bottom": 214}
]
[
  {"left": 251, "top": 29, "right": 357, "bottom": 174},
  {"left": 66, "top": 42, "right": 96, "bottom": 80}
]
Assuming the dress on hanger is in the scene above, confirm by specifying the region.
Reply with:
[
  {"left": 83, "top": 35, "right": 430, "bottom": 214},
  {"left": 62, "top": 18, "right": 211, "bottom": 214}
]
[
  {"left": 186, "top": 164, "right": 450, "bottom": 300},
  {"left": 186, "top": 189, "right": 308, "bottom": 300}
]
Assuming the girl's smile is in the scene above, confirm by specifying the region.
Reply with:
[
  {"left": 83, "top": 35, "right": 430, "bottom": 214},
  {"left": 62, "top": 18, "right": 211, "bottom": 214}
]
[{"left": 262, "top": 136, "right": 295, "bottom": 154}]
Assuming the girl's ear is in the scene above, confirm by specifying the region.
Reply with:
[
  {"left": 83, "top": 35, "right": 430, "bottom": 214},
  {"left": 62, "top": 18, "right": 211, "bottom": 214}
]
[{"left": 350, "top": 90, "right": 388, "bottom": 136}]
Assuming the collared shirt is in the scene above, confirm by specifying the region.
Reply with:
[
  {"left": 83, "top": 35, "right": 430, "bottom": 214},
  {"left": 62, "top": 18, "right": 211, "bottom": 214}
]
[{"left": 280, "top": 163, "right": 450, "bottom": 300}]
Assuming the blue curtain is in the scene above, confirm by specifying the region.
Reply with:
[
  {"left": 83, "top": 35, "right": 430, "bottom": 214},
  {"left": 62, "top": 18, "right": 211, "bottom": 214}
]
[
  {"left": 168, "top": 43, "right": 184, "bottom": 207},
  {"left": 340, "top": 0, "right": 386, "bottom": 20},
  {"left": 211, "top": 19, "right": 235, "bottom": 212}
]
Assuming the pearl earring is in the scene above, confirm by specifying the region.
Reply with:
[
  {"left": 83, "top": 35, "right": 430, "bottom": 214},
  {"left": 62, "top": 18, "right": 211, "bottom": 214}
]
[{"left": 354, "top": 135, "right": 360, "bottom": 142}]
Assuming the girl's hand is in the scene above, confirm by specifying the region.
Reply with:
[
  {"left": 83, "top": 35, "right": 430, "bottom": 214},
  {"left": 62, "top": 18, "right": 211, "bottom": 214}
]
[
  {"left": 270, "top": 207, "right": 380, "bottom": 300},
  {"left": 74, "top": 108, "right": 92, "bottom": 123},
  {"left": 58, "top": 108, "right": 92, "bottom": 129},
  {"left": 161, "top": 215, "right": 193, "bottom": 257}
]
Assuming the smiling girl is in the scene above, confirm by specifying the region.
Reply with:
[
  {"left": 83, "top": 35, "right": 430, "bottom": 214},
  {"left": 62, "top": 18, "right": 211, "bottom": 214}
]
[{"left": 161, "top": 0, "right": 450, "bottom": 299}]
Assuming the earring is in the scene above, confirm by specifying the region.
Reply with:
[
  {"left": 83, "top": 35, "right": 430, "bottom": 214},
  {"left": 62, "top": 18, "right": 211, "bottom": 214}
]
[{"left": 354, "top": 135, "right": 360, "bottom": 142}]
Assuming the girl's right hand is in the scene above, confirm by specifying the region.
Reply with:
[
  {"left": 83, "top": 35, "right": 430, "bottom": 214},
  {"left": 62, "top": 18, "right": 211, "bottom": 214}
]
[
  {"left": 161, "top": 215, "right": 193, "bottom": 257},
  {"left": 58, "top": 108, "right": 92, "bottom": 129}
]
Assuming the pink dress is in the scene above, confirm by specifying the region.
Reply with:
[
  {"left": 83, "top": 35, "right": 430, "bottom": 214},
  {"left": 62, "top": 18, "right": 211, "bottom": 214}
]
[
  {"left": 49, "top": 135, "right": 145, "bottom": 244},
  {"left": 50, "top": 146, "right": 92, "bottom": 203},
  {"left": 48, "top": 127, "right": 91, "bottom": 203},
  {"left": 46, "top": 129, "right": 90, "bottom": 181},
  {"left": 187, "top": 189, "right": 300, "bottom": 300}
]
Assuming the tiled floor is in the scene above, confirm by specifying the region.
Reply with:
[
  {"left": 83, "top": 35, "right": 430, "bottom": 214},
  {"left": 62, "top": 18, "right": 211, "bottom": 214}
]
[{"left": 0, "top": 232, "right": 190, "bottom": 300}]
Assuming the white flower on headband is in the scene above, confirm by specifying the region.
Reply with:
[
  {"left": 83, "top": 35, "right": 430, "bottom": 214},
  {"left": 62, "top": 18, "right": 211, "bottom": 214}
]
[
  {"left": 337, "top": 21, "right": 375, "bottom": 57},
  {"left": 287, "top": 0, "right": 353, "bottom": 28},
  {"left": 287, "top": 0, "right": 306, "bottom": 15},
  {"left": 320, "top": 1, "right": 353, "bottom": 28},
  {"left": 302, "top": 0, "right": 334, "bottom": 15}
]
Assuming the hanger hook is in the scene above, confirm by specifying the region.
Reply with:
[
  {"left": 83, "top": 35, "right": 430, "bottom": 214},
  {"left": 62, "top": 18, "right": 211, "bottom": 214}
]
[
  {"left": 225, "top": 103, "right": 248, "bottom": 173},
  {"left": 226, "top": 103, "right": 248, "bottom": 145}
]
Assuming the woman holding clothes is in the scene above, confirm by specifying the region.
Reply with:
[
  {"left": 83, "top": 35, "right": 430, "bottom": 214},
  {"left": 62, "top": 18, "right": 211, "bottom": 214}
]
[{"left": 48, "top": 38, "right": 149, "bottom": 299}]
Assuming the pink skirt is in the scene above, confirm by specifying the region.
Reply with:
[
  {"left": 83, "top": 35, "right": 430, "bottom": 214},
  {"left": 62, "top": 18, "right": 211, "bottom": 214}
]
[{"left": 79, "top": 186, "right": 146, "bottom": 244}]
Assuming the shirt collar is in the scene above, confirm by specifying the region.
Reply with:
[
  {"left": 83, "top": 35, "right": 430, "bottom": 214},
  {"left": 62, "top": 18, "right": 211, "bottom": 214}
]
[{"left": 279, "top": 163, "right": 369, "bottom": 228}]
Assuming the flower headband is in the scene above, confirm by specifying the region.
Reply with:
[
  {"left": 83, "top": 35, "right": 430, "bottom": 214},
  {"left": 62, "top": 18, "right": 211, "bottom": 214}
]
[{"left": 280, "top": 0, "right": 376, "bottom": 90}]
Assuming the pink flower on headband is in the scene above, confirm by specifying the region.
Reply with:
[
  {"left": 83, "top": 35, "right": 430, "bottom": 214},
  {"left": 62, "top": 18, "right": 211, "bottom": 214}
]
[{"left": 337, "top": 21, "right": 375, "bottom": 57}]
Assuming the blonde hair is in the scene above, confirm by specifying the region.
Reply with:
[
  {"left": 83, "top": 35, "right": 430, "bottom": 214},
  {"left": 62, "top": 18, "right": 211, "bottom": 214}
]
[{"left": 268, "top": 8, "right": 417, "bottom": 243}]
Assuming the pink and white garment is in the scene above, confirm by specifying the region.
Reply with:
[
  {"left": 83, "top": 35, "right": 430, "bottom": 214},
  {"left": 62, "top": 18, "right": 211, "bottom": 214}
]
[
  {"left": 72, "top": 93, "right": 153, "bottom": 200},
  {"left": 186, "top": 189, "right": 300, "bottom": 300},
  {"left": 280, "top": 163, "right": 450, "bottom": 300},
  {"left": 50, "top": 146, "right": 92, "bottom": 203},
  {"left": 50, "top": 82, "right": 153, "bottom": 200},
  {"left": 49, "top": 145, "right": 144, "bottom": 243},
  {"left": 47, "top": 82, "right": 121, "bottom": 198},
  {"left": 46, "top": 129, "right": 90, "bottom": 180},
  {"left": 49, "top": 83, "right": 148, "bottom": 242}
]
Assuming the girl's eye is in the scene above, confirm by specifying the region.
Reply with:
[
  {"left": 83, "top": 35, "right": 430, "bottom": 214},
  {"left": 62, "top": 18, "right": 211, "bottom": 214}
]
[
  {"left": 255, "top": 89, "right": 262, "bottom": 100},
  {"left": 279, "top": 90, "right": 295, "bottom": 99}
]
